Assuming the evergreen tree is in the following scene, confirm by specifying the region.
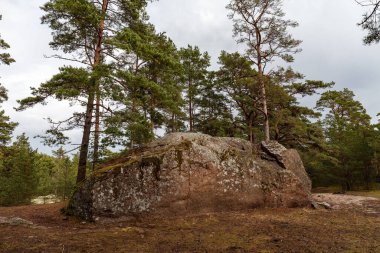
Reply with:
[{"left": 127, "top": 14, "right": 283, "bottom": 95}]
[
  {"left": 215, "top": 51, "right": 261, "bottom": 142},
  {"left": 316, "top": 88, "right": 375, "bottom": 191},
  {"left": 0, "top": 110, "right": 17, "bottom": 147},
  {"left": 215, "top": 51, "right": 332, "bottom": 150},
  {"left": 227, "top": 0, "right": 301, "bottom": 141},
  {"left": 33, "top": 149, "right": 77, "bottom": 200},
  {"left": 0, "top": 14, "right": 17, "bottom": 147},
  {"left": 179, "top": 45, "right": 210, "bottom": 132},
  {"left": 102, "top": 22, "right": 184, "bottom": 148},
  {"left": 0, "top": 14, "right": 15, "bottom": 68},
  {"left": 194, "top": 72, "right": 237, "bottom": 137},
  {"left": 0, "top": 14, "right": 18, "bottom": 203},
  {"left": 17, "top": 0, "right": 159, "bottom": 182},
  {"left": 17, "top": 0, "right": 112, "bottom": 182},
  {"left": 53, "top": 148, "right": 76, "bottom": 200},
  {"left": 0, "top": 134, "right": 38, "bottom": 206},
  {"left": 269, "top": 67, "right": 333, "bottom": 148},
  {"left": 357, "top": 0, "right": 380, "bottom": 44},
  {"left": 35, "top": 154, "right": 56, "bottom": 195}
]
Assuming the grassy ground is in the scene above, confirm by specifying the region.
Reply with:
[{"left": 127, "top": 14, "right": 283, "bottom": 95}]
[{"left": 0, "top": 198, "right": 379, "bottom": 253}]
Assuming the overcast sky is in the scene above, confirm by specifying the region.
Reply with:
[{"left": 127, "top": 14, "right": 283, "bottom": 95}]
[{"left": 1, "top": 0, "right": 380, "bottom": 153}]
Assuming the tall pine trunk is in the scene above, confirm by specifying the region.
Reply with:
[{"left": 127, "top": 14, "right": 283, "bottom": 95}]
[
  {"left": 77, "top": 91, "right": 95, "bottom": 183},
  {"left": 77, "top": 0, "right": 108, "bottom": 183},
  {"left": 93, "top": 91, "right": 101, "bottom": 170},
  {"left": 261, "top": 82, "right": 270, "bottom": 142},
  {"left": 257, "top": 51, "right": 270, "bottom": 142}
]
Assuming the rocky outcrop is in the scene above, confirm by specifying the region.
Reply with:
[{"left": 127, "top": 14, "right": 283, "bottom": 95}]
[{"left": 67, "top": 133, "right": 312, "bottom": 220}]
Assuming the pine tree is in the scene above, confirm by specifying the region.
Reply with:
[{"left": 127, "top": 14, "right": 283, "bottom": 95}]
[
  {"left": 216, "top": 51, "right": 261, "bottom": 142},
  {"left": 179, "top": 45, "right": 210, "bottom": 132},
  {"left": 0, "top": 13, "right": 18, "bottom": 198},
  {"left": 269, "top": 67, "right": 333, "bottom": 148},
  {"left": 316, "top": 89, "right": 374, "bottom": 191},
  {"left": 357, "top": 0, "right": 380, "bottom": 44},
  {"left": 0, "top": 14, "right": 15, "bottom": 68},
  {"left": 17, "top": 0, "right": 156, "bottom": 182},
  {"left": 34, "top": 154, "right": 56, "bottom": 195},
  {"left": 53, "top": 148, "right": 76, "bottom": 200},
  {"left": 103, "top": 22, "right": 184, "bottom": 148},
  {"left": 0, "top": 134, "right": 38, "bottom": 206},
  {"left": 194, "top": 72, "right": 237, "bottom": 137},
  {"left": 227, "top": 0, "right": 301, "bottom": 142},
  {"left": 0, "top": 14, "right": 17, "bottom": 147}
]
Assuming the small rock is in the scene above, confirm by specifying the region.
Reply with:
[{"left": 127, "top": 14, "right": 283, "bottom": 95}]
[
  {"left": 311, "top": 201, "right": 332, "bottom": 210},
  {"left": 311, "top": 201, "right": 319, "bottom": 209},
  {"left": 319, "top": 202, "right": 332, "bottom": 209}
]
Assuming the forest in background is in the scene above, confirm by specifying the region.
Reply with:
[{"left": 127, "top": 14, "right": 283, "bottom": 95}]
[{"left": 1, "top": 0, "right": 380, "bottom": 206}]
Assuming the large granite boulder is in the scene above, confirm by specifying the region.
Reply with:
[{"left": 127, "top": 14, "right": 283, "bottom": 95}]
[{"left": 67, "top": 133, "right": 311, "bottom": 220}]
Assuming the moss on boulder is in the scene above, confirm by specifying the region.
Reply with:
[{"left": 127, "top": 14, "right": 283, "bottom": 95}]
[{"left": 68, "top": 133, "right": 312, "bottom": 220}]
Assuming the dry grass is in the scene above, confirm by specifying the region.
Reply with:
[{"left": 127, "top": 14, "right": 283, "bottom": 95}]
[{"left": 0, "top": 200, "right": 379, "bottom": 253}]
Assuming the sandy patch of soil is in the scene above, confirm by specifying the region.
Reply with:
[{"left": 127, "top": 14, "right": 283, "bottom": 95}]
[{"left": 312, "top": 193, "right": 380, "bottom": 215}]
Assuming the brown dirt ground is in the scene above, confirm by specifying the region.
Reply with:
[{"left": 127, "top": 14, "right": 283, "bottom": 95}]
[{"left": 0, "top": 195, "right": 379, "bottom": 253}]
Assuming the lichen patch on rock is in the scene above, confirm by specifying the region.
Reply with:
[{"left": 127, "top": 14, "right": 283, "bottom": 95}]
[{"left": 68, "top": 133, "right": 312, "bottom": 220}]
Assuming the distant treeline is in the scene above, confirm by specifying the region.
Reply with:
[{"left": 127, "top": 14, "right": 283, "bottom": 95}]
[{"left": 0, "top": 135, "right": 77, "bottom": 206}]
